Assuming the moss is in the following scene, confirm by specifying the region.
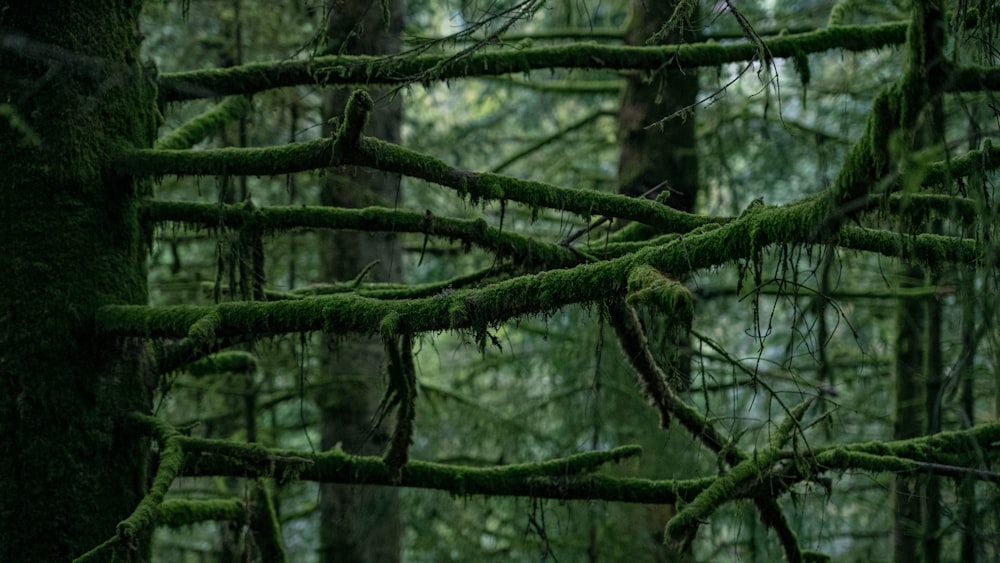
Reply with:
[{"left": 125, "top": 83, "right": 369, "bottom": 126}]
[
  {"left": 179, "top": 439, "right": 686, "bottom": 502},
  {"left": 157, "top": 499, "right": 247, "bottom": 527},
  {"left": 132, "top": 135, "right": 724, "bottom": 234},
  {"left": 104, "top": 197, "right": 991, "bottom": 348},
  {"left": 117, "top": 137, "right": 333, "bottom": 177}
]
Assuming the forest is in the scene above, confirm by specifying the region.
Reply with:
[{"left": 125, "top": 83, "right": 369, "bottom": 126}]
[{"left": 2, "top": 0, "right": 1000, "bottom": 561}]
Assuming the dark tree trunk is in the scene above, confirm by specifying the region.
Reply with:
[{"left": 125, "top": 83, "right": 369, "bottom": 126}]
[
  {"left": 892, "top": 265, "right": 926, "bottom": 563},
  {"left": 0, "top": 2, "right": 156, "bottom": 561},
  {"left": 616, "top": 2, "right": 698, "bottom": 561},
  {"left": 617, "top": 0, "right": 699, "bottom": 213},
  {"left": 317, "top": 1, "right": 405, "bottom": 562}
]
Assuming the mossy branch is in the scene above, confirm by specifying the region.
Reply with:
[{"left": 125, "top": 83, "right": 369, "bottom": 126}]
[
  {"left": 808, "top": 421, "right": 1000, "bottom": 464},
  {"left": 155, "top": 96, "right": 252, "bottom": 150},
  {"left": 153, "top": 333, "right": 242, "bottom": 376},
  {"left": 664, "top": 446, "right": 784, "bottom": 549},
  {"left": 770, "top": 397, "right": 815, "bottom": 450},
  {"left": 176, "top": 439, "right": 713, "bottom": 502},
  {"left": 157, "top": 499, "right": 247, "bottom": 527},
  {"left": 606, "top": 298, "right": 677, "bottom": 428},
  {"left": 625, "top": 265, "right": 694, "bottom": 323},
  {"left": 114, "top": 414, "right": 185, "bottom": 544},
  {"left": 144, "top": 201, "right": 583, "bottom": 268},
  {"left": 125, "top": 114, "right": 998, "bottom": 244},
  {"left": 950, "top": 65, "right": 1000, "bottom": 92},
  {"left": 246, "top": 264, "right": 506, "bottom": 301},
  {"left": 118, "top": 137, "right": 332, "bottom": 177},
  {"left": 158, "top": 23, "right": 907, "bottom": 101}
]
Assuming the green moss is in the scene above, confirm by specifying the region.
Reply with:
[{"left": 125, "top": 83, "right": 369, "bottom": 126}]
[
  {"left": 116, "top": 417, "right": 184, "bottom": 543},
  {"left": 157, "top": 499, "right": 247, "bottom": 527},
  {"left": 117, "top": 137, "right": 332, "bottom": 177},
  {"left": 626, "top": 264, "right": 694, "bottom": 322}
]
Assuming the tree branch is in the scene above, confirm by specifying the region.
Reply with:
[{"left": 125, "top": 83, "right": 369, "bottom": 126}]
[
  {"left": 143, "top": 201, "right": 584, "bottom": 268},
  {"left": 158, "top": 23, "right": 907, "bottom": 101}
]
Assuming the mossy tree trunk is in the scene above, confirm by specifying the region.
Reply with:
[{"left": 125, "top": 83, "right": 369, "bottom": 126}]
[
  {"left": 317, "top": 1, "right": 405, "bottom": 562},
  {"left": 0, "top": 2, "right": 156, "bottom": 561}
]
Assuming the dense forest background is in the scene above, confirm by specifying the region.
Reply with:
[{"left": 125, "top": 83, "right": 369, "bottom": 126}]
[{"left": 3, "top": 0, "right": 1000, "bottom": 562}]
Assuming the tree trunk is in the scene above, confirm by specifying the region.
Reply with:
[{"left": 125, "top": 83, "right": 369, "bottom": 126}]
[
  {"left": 923, "top": 271, "right": 943, "bottom": 563},
  {"left": 616, "top": 1, "right": 698, "bottom": 560},
  {"left": 617, "top": 0, "right": 699, "bottom": 211},
  {"left": 317, "top": 1, "right": 405, "bottom": 562},
  {"left": 892, "top": 265, "right": 926, "bottom": 563},
  {"left": 0, "top": 2, "right": 156, "bottom": 561}
]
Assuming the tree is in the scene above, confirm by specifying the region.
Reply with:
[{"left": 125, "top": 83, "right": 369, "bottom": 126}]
[
  {"left": 315, "top": 1, "right": 405, "bottom": 562},
  {"left": 3, "top": 1, "right": 1000, "bottom": 561}
]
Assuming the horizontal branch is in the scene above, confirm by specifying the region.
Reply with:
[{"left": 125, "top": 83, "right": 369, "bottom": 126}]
[
  {"left": 144, "top": 201, "right": 583, "bottom": 268},
  {"left": 158, "top": 23, "right": 907, "bottom": 101},
  {"left": 157, "top": 499, "right": 247, "bottom": 528},
  {"left": 176, "top": 438, "right": 713, "bottom": 504}
]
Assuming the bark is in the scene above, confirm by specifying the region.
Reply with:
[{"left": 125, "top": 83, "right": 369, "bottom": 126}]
[
  {"left": 0, "top": 2, "right": 156, "bottom": 560},
  {"left": 317, "top": 1, "right": 405, "bottom": 562}
]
